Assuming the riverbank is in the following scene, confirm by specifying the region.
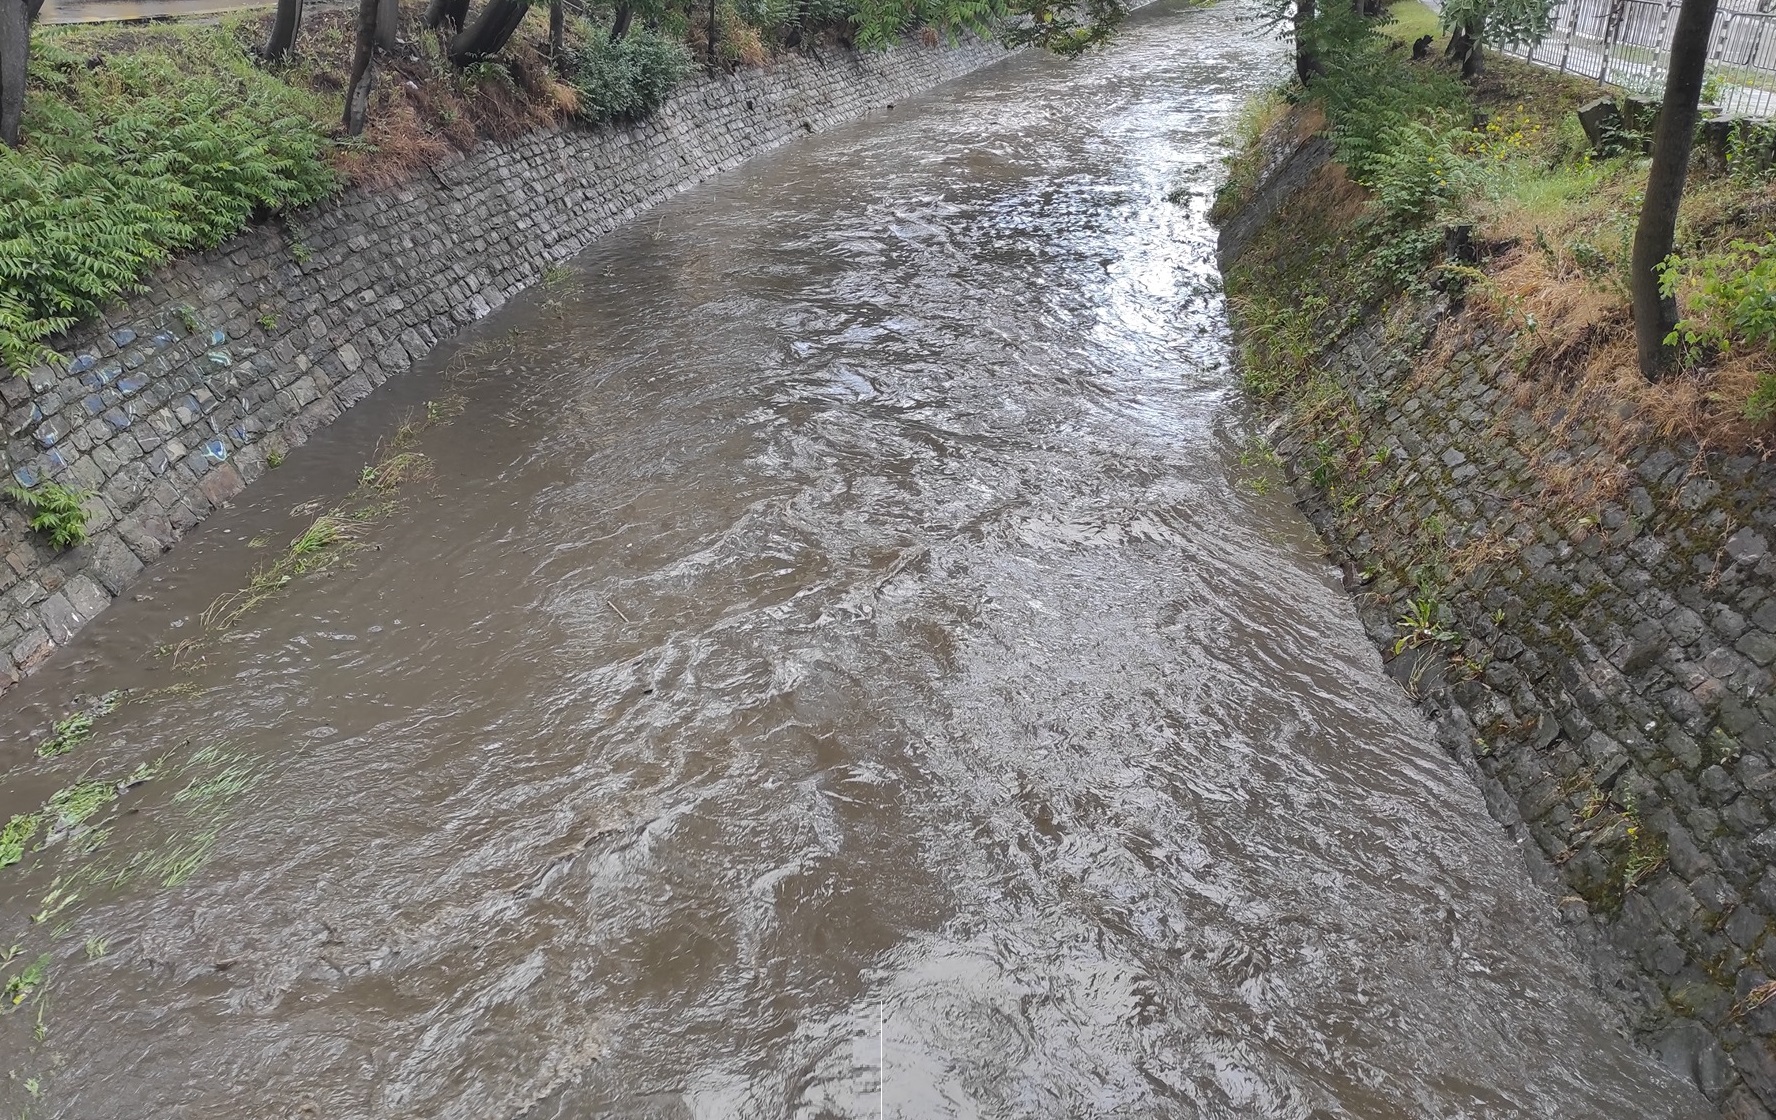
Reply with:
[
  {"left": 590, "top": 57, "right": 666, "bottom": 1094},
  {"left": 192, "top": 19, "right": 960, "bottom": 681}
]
[
  {"left": 0, "top": 4, "right": 1718, "bottom": 1109},
  {"left": 0, "top": 33, "right": 1012, "bottom": 692},
  {"left": 1217, "top": 9, "right": 1776, "bottom": 1115}
]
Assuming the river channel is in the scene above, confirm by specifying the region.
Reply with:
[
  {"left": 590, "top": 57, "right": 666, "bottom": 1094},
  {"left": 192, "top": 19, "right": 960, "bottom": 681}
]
[{"left": 0, "top": 5, "right": 1715, "bottom": 1117}]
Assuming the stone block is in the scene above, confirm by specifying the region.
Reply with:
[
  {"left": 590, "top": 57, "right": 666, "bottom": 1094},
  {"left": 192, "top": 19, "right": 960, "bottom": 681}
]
[
  {"left": 196, "top": 462, "right": 245, "bottom": 508},
  {"left": 37, "top": 591, "right": 80, "bottom": 644}
]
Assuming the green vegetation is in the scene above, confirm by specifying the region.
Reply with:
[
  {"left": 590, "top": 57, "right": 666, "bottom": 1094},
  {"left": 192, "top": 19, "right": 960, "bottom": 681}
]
[
  {"left": 36, "top": 691, "right": 125, "bottom": 759},
  {"left": 1662, "top": 236, "right": 1776, "bottom": 351},
  {"left": 1392, "top": 595, "right": 1459, "bottom": 653},
  {"left": 2, "top": 954, "right": 49, "bottom": 1009},
  {"left": 0, "top": 737, "right": 263, "bottom": 1118},
  {"left": 44, "top": 781, "right": 118, "bottom": 831},
  {"left": 202, "top": 403, "right": 445, "bottom": 631},
  {"left": 561, "top": 27, "right": 693, "bottom": 122},
  {"left": 4, "top": 480, "right": 92, "bottom": 550},
  {"left": 2, "top": 0, "right": 1122, "bottom": 375},
  {"left": 1222, "top": 0, "right": 1776, "bottom": 437},
  {"left": 2, "top": 25, "right": 335, "bottom": 373},
  {"left": 0, "top": 815, "right": 39, "bottom": 871}
]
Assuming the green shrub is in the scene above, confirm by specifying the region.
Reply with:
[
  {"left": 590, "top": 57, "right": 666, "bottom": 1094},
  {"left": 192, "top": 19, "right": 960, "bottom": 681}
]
[
  {"left": 1660, "top": 237, "right": 1776, "bottom": 420},
  {"left": 0, "top": 27, "right": 335, "bottom": 373},
  {"left": 563, "top": 30, "right": 694, "bottom": 124},
  {"left": 1365, "top": 121, "right": 1479, "bottom": 227},
  {"left": 1660, "top": 237, "right": 1776, "bottom": 352},
  {"left": 6, "top": 480, "right": 93, "bottom": 550},
  {"left": 1310, "top": 9, "right": 1468, "bottom": 184}
]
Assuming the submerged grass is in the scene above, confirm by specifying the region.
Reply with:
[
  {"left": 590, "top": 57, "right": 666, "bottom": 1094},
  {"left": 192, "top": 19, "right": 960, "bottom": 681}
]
[
  {"left": 200, "top": 398, "right": 451, "bottom": 632},
  {"left": 0, "top": 814, "right": 41, "bottom": 871},
  {"left": 43, "top": 782, "right": 117, "bottom": 831},
  {"left": 1, "top": 726, "right": 266, "bottom": 1117},
  {"left": 35, "top": 691, "right": 126, "bottom": 759},
  {"left": 2, "top": 954, "right": 49, "bottom": 1010}
]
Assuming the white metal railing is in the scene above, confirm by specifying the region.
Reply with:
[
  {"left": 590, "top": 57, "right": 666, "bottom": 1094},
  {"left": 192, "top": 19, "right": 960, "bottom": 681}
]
[{"left": 1496, "top": 0, "right": 1776, "bottom": 118}]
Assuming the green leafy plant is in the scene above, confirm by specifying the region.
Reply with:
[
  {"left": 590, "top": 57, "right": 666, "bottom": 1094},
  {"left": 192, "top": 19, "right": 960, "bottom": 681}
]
[
  {"left": 0, "top": 27, "right": 335, "bottom": 373},
  {"left": 1659, "top": 237, "right": 1776, "bottom": 417},
  {"left": 0, "top": 813, "right": 41, "bottom": 871},
  {"left": 1725, "top": 120, "right": 1776, "bottom": 185},
  {"left": 1437, "top": 0, "right": 1556, "bottom": 56},
  {"left": 6, "top": 480, "right": 93, "bottom": 549},
  {"left": 1701, "top": 67, "right": 1725, "bottom": 106},
  {"left": 3, "top": 954, "right": 49, "bottom": 1008},
  {"left": 562, "top": 30, "right": 694, "bottom": 124},
  {"left": 1393, "top": 596, "right": 1459, "bottom": 654}
]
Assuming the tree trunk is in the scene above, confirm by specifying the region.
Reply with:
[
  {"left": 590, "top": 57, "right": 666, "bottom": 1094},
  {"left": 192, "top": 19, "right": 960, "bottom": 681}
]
[
  {"left": 265, "top": 0, "right": 305, "bottom": 59},
  {"left": 344, "top": 0, "right": 380, "bottom": 136},
  {"left": 1446, "top": 19, "right": 1484, "bottom": 78},
  {"left": 782, "top": 0, "right": 809, "bottom": 46},
  {"left": 548, "top": 0, "right": 564, "bottom": 58},
  {"left": 448, "top": 0, "right": 527, "bottom": 63},
  {"left": 1632, "top": 0, "right": 1721, "bottom": 378},
  {"left": 424, "top": 0, "right": 470, "bottom": 31},
  {"left": 610, "top": 1, "right": 633, "bottom": 40},
  {"left": 24, "top": 0, "right": 40, "bottom": 21},
  {"left": 375, "top": 0, "right": 398, "bottom": 50},
  {"left": 707, "top": 0, "right": 718, "bottom": 66},
  {"left": 1293, "top": 0, "right": 1321, "bottom": 83},
  {"left": 0, "top": 0, "right": 26, "bottom": 149}
]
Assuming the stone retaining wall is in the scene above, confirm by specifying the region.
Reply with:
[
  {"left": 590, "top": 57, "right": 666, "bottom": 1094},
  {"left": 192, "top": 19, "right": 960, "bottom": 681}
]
[
  {"left": 1226, "top": 151, "right": 1776, "bottom": 1116},
  {"left": 0, "top": 37, "right": 1010, "bottom": 687}
]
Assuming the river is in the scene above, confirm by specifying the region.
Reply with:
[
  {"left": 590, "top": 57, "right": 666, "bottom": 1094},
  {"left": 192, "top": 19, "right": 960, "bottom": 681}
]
[{"left": 0, "top": 4, "right": 1713, "bottom": 1117}]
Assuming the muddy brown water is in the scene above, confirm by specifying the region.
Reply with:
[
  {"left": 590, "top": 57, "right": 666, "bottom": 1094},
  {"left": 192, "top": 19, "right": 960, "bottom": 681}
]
[{"left": 0, "top": 6, "right": 1715, "bottom": 1117}]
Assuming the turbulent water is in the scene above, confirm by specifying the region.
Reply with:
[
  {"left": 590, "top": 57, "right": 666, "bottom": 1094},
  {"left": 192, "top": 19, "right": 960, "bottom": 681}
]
[{"left": 0, "top": 6, "right": 1713, "bottom": 1117}]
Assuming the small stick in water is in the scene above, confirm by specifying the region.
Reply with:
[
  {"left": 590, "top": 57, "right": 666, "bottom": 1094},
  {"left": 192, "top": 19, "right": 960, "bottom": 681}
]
[{"left": 606, "top": 599, "right": 632, "bottom": 624}]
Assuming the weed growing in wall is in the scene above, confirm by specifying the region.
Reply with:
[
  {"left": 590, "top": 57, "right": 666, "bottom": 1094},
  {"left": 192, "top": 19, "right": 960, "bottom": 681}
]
[{"left": 5, "top": 481, "right": 92, "bottom": 550}]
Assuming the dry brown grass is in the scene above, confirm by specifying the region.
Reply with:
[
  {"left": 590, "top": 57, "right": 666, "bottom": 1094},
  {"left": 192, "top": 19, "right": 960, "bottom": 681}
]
[
  {"left": 721, "top": 18, "right": 772, "bottom": 68},
  {"left": 1461, "top": 225, "right": 1775, "bottom": 457},
  {"left": 252, "top": 5, "right": 573, "bottom": 187},
  {"left": 1437, "top": 61, "right": 1776, "bottom": 459}
]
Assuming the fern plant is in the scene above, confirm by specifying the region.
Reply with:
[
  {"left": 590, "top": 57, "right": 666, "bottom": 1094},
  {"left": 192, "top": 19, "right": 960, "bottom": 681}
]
[
  {"left": 6, "top": 480, "right": 93, "bottom": 550},
  {"left": 0, "top": 26, "right": 336, "bottom": 374}
]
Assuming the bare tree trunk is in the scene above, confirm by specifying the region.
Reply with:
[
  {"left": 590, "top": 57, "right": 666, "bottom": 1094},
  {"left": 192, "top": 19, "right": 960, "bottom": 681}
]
[
  {"left": 375, "top": 0, "right": 398, "bottom": 50},
  {"left": 24, "top": 0, "right": 40, "bottom": 21},
  {"left": 707, "top": 0, "right": 718, "bottom": 66},
  {"left": 610, "top": 1, "right": 633, "bottom": 40},
  {"left": 0, "top": 0, "right": 27, "bottom": 149},
  {"left": 448, "top": 0, "right": 527, "bottom": 63},
  {"left": 344, "top": 0, "right": 380, "bottom": 136},
  {"left": 1446, "top": 19, "right": 1484, "bottom": 78},
  {"left": 1293, "top": 0, "right": 1322, "bottom": 83},
  {"left": 1633, "top": 0, "right": 1720, "bottom": 378},
  {"left": 782, "top": 0, "right": 809, "bottom": 46},
  {"left": 265, "top": 0, "right": 305, "bottom": 59},
  {"left": 424, "top": 0, "right": 470, "bottom": 31},
  {"left": 548, "top": 0, "right": 564, "bottom": 59}
]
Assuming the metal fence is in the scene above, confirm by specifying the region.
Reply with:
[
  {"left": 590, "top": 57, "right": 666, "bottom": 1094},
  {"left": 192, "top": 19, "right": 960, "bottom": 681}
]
[{"left": 1494, "top": 0, "right": 1776, "bottom": 118}]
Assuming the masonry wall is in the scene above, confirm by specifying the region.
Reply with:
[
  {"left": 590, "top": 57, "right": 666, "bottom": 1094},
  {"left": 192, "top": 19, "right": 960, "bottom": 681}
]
[
  {"left": 1225, "top": 142, "right": 1776, "bottom": 1118},
  {"left": 0, "top": 38, "right": 1010, "bottom": 687}
]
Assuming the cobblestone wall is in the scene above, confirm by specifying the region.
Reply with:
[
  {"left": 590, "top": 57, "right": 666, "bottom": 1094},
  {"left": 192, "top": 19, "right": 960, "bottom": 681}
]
[
  {"left": 0, "top": 38, "right": 1008, "bottom": 687},
  {"left": 1255, "top": 285, "right": 1776, "bottom": 1117}
]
